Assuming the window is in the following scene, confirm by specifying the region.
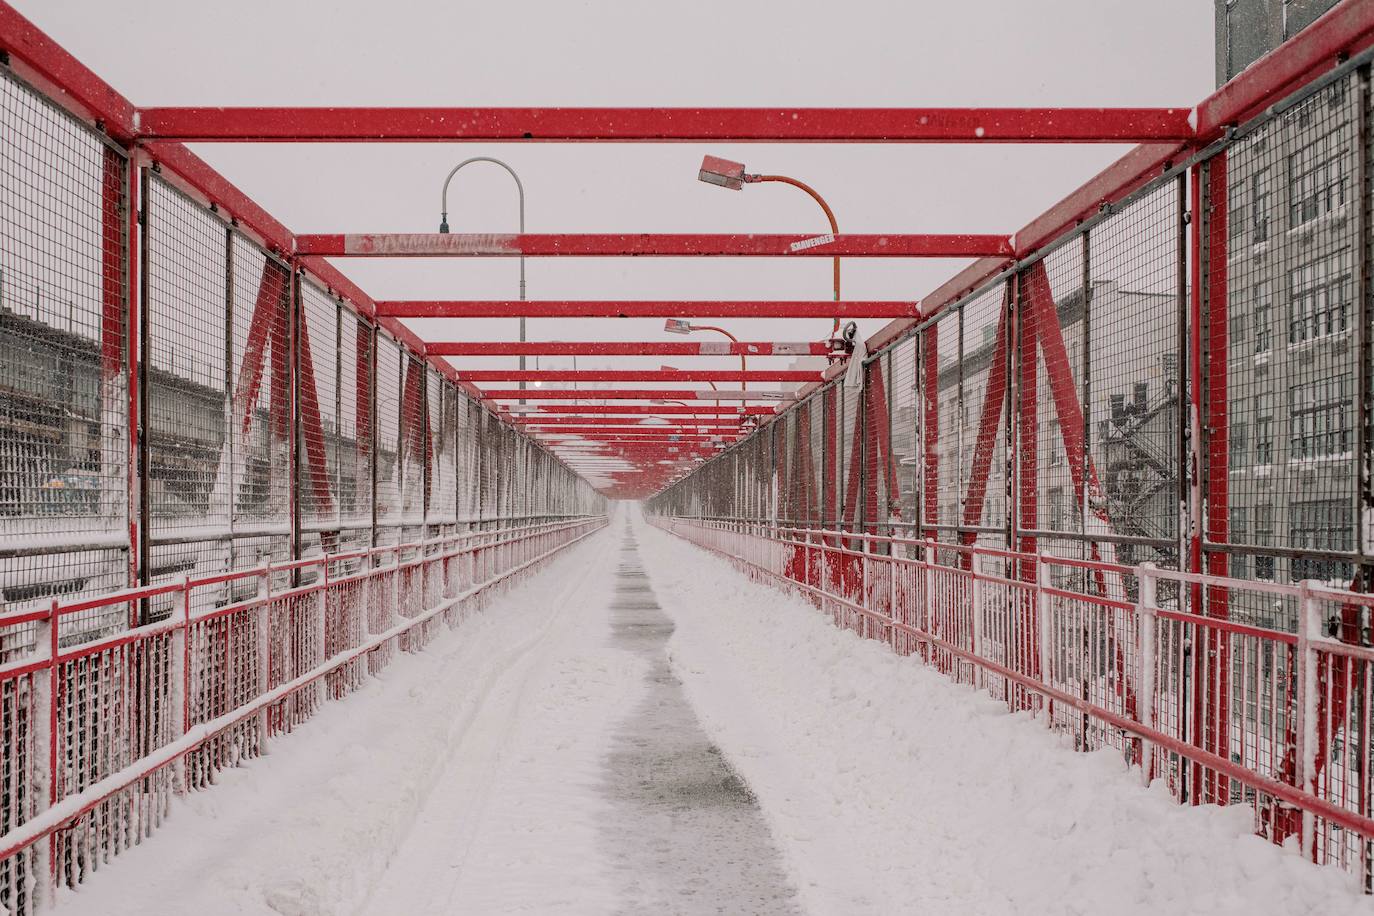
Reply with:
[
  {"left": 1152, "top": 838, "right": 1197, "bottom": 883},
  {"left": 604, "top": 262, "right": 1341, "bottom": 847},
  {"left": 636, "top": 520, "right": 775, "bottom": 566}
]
[
  {"left": 1288, "top": 376, "right": 1351, "bottom": 459},
  {"left": 1251, "top": 169, "right": 1271, "bottom": 243},
  {"left": 1253, "top": 283, "right": 1272, "bottom": 354},
  {"left": 1254, "top": 393, "right": 1273, "bottom": 465},
  {"left": 1230, "top": 420, "right": 1248, "bottom": 469},
  {"left": 1287, "top": 130, "right": 1349, "bottom": 227},
  {"left": 1229, "top": 312, "right": 1247, "bottom": 349},
  {"left": 1291, "top": 499, "right": 1355, "bottom": 582},
  {"left": 1288, "top": 250, "right": 1351, "bottom": 344}
]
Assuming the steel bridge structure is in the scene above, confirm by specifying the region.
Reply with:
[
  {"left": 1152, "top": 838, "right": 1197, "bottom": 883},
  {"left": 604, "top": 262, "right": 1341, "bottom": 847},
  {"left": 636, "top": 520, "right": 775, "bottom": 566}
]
[{"left": 1, "top": 0, "right": 1374, "bottom": 909}]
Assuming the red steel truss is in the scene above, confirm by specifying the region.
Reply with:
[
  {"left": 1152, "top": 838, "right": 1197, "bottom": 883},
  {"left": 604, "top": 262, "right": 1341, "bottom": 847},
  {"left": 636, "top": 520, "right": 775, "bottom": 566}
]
[
  {"left": 383, "top": 300, "right": 916, "bottom": 319},
  {"left": 4, "top": 0, "right": 1374, "bottom": 904},
  {"left": 137, "top": 106, "right": 1195, "bottom": 143},
  {"left": 428, "top": 341, "right": 831, "bottom": 357},
  {"left": 298, "top": 232, "right": 1012, "bottom": 258}
]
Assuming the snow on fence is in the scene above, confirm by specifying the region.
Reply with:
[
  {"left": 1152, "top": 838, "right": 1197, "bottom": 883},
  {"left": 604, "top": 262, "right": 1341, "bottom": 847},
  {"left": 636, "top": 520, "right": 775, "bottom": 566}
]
[{"left": 0, "top": 516, "right": 605, "bottom": 912}]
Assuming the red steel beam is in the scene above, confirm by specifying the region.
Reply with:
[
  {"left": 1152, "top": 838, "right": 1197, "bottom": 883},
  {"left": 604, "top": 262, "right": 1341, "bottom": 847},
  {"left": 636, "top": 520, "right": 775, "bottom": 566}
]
[
  {"left": 480, "top": 389, "right": 791, "bottom": 401},
  {"left": 0, "top": 2, "right": 138, "bottom": 141},
  {"left": 427, "top": 340, "right": 829, "bottom": 357},
  {"left": 1195, "top": 0, "right": 1374, "bottom": 137},
  {"left": 459, "top": 369, "right": 816, "bottom": 382},
  {"left": 517, "top": 417, "right": 741, "bottom": 427},
  {"left": 382, "top": 300, "right": 916, "bottom": 319},
  {"left": 296, "top": 233, "right": 1011, "bottom": 259},
  {"left": 136, "top": 106, "right": 1194, "bottom": 143},
  {"left": 521, "top": 405, "right": 772, "bottom": 415},
  {"left": 532, "top": 427, "right": 736, "bottom": 437}
]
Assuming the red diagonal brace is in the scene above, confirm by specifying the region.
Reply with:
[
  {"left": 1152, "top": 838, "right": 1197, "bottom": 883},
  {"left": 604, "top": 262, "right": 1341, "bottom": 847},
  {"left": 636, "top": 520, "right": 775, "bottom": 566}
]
[{"left": 960, "top": 286, "right": 1011, "bottom": 534}]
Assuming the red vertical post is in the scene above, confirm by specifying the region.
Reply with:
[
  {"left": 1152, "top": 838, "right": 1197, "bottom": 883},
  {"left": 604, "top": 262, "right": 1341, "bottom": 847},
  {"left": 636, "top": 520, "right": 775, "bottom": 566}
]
[
  {"left": 1198, "top": 155, "right": 1231, "bottom": 805},
  {"left": 922, "top": 325, "right": 940, "bottom": 543},
  {"left": 823, "top": 386, "right": 838, "bottom": 545},
  {"left": 99, "top": 148, "right": 129, "bottom": 596},
  {"left": 1016, "top": 272, "right": 1040, "bottom": 709},
  {"left": 126, "top": 158, "right": 142, "bottom": 602}
]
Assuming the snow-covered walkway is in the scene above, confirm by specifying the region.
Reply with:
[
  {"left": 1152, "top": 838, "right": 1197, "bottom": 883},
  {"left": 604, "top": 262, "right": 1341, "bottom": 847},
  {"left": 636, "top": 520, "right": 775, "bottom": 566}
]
[{"left": 59, "top": 507, "right": 1367, "bottom": 915}]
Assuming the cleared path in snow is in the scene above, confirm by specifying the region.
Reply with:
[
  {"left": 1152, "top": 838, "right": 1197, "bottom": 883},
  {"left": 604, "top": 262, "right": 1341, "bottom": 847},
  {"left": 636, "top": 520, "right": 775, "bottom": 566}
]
[{"left": 358, "top": 514, "right": 800, "bottom": 915}]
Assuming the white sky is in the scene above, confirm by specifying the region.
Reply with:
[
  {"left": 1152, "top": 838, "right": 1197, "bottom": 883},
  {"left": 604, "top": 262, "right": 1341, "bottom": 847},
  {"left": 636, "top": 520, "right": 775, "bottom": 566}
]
[{"left": 17, "top": 0, "right": 1215, "bottom": 400}]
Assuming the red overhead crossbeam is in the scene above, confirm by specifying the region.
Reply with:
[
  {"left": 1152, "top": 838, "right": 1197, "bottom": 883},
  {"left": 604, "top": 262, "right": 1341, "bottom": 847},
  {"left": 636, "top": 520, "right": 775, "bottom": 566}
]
[
  {"left": 135, "top": 106, "right": 1194, "bottom": 143},
  {"left": 427, "top": 340, "right": 830, "bottom": 357},
  {"left": 296, "top": 233, "right": 1011, "bottom": 259},
  {"left": 481, "top": 389, "right": 789, "bottom": 401},
  {"left": 518, "top": 404, "right": 772, "bottom": 416},
  {"left": 531, "top": 426, "right": 737, "bottom": 436},
  {"left": 460, "top": 369, "right": 816, "bottom": 382},
  {"left": 382, "top": 300, "right": 916, "bottom": 319},
  {"left": 517, "top": 416, "right": 741, "bottom": 427}
]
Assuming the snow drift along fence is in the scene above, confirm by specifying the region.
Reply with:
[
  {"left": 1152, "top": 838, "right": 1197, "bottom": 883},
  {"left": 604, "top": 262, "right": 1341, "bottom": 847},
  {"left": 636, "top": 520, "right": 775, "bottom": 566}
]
[
  {"left": 652, "top": 517, "right": 1374, "bottom": 891},
  {"left": 0, "top": 515, "right": 605, "bottom": 912}
]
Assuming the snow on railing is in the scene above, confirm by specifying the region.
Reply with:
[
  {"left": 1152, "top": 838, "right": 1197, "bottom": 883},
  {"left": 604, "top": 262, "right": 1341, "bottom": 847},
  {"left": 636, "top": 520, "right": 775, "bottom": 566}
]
[{"left": 0, "top": 515, "right": 606, "bottom": 912}]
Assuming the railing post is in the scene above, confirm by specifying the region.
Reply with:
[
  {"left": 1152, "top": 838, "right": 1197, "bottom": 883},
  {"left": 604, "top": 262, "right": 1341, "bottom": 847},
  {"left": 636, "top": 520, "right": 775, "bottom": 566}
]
[
  {"left": 170, "top": 577, "right": 190, "bottom": 794},
  {"left": 970, "top": 565, "right": 984, "bottom": 689},
  {"left": 1137, "top": 562, "right": 1158, "bottom": 787},
  {"left": 1036, "top": 551, "right": 1052, "bottom": 718},
  {"left": 314, "top": 560, "right": 329, "bottom": 706},
  {"left": 32, "top": 599, "right": 58, "bottom": 906},
  {"left": 923, "top": 538, "right": 936, "bottom": 663},
  {"left": 888, "top": 539, "right": 899, "bottom": 653},
  {"left": 860, "top": 535, "right": 870, "bottom": 639},
  {"left": 257, "top": 562, "right": 273, "bottom": 754},
  {"left": 1294, "top": 579, "right": 1319, "bottom": 861}
]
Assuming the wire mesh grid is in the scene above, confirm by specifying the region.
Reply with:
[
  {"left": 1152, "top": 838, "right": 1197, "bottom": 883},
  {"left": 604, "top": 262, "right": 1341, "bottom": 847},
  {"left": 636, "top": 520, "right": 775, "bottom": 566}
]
[
  {"left": 953, "top": 282, "right": 1011, "bottom": 548},
  {"left": 427, "top": 373, "right": 456, "bottom": 527},
  {"left": 0, "top": 67, "right": 129, "bottom": 640},
  {"left": 372, "top": 335, "right": 402, "bottom": 549},
  {"left": 1088, "top": 180, "right": 1183, "bottom": 571},
  {"left": 298, "top": 280, "right": 340, "bottom": 540},
  {"left": 1209, "top": 71, "right": 1362, "bottom": 621}
]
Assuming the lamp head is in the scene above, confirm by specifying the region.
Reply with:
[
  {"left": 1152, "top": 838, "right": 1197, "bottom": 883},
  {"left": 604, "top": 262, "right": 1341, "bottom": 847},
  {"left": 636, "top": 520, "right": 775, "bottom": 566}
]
[{"left": 697, "top": 155, "right": 747, "bottom": 191}]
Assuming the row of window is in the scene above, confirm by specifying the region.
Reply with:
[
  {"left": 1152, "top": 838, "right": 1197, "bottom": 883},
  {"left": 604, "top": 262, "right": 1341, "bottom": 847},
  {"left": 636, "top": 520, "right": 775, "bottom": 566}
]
[
  {"left": 1227, "top": 249, "right": 1354, "bottom": 355},
  {"left": 1228, "top": 373, "right": 1353, "bottom": 467},
  {"left": 1228, "top": 116, "right": 1352, "bottom": 246}
]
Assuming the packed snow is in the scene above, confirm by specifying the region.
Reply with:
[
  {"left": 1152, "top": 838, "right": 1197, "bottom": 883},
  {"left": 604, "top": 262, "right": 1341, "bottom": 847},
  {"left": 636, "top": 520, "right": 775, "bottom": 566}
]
[{"left": 57, "top": 506, "right": 1367, "bottom": 915}]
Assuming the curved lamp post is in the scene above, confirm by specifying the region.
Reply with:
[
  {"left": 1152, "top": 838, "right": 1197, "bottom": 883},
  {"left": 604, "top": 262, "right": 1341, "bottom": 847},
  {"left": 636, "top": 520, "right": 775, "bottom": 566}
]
[
  {"left": 663, "top": 319, "right": 746, "bottom": 392},
  {"left": 697, "top": 155, "right": 841, "bottom": 336},
  {"left": 439, "top": 157, "right": 527, "bottom": 398}
]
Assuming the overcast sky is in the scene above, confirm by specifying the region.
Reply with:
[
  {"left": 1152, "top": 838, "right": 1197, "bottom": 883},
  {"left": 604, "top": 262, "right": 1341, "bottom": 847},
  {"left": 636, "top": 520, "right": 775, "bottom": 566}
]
[{"left": 18, "top": 0, "right": 1215, "bottom": 385}]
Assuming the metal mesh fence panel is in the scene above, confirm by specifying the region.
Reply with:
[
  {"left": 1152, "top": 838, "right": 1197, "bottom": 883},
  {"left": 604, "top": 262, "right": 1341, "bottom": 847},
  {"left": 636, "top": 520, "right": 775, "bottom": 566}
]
[
  {"left": 145, "top": 176, "right": 231, "bottom": 619},
  {"left": 0, "top": 67, "right": 129, "bottom": 652},
  {"left": 373, "top": 334, "right": 402, "bottom": 550},
  {"left": 1207, "top": 71, "right": 1363, "bottom": 624},
  {"left": 1087, "top": 180, "right": 1183, "bottom": 573}
]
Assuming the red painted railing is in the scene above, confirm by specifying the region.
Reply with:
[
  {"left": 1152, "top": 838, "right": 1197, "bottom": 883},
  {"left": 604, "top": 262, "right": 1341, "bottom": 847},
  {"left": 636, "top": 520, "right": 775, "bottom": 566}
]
[
  {"left": 653, "top": 516, "right": 1374, "bottom": 886},
  {"left": 0, "top": 516, "right": 605, "bottom": 910}
]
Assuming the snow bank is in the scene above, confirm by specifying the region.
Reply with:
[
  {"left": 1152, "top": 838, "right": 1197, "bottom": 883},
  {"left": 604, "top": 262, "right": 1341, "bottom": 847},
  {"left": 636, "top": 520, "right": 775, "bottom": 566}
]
[
  {"left": 638, "top": 515, "right": 1368, "bottom": 916},
  {"left": 59, "top": 532, "right": 615, "bottom": 916}
]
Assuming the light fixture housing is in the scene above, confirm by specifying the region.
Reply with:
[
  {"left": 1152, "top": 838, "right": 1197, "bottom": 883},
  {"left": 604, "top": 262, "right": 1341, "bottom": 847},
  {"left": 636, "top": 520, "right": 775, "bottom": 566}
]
[
  {"left": 663, "top": 318, "right": 694, "bottom": 335},
  {"left": 697, "top": 155, "right": 747, "bottom": 190}
]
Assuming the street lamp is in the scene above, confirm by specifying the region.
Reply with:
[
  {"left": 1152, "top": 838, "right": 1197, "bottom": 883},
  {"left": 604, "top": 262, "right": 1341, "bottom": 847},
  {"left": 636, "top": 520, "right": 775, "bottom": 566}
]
[
  {"left": 664, "top": 319, "right": 746, "bottom": 391},
  {"left": 439, "top": 157, "right": 527, "bottom": 400},
  {"left": 697, "top": 155, "right": 842, "bottom": 335}
]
